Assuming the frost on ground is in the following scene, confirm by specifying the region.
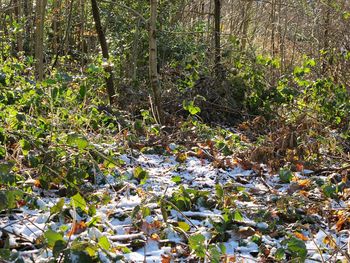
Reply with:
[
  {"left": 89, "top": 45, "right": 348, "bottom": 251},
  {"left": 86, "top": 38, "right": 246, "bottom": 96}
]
[{"left": 0, "top": 150, "right": 349, "bottom": 262}]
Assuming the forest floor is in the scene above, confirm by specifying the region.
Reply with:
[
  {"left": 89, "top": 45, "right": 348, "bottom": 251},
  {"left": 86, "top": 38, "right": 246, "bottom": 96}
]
[{"left": 1, "top": 140, "right": 349, "bottom": 263}]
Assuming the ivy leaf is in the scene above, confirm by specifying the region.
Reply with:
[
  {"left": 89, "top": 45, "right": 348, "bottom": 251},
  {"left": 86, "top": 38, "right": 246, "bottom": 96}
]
[
  {"left": 53, "top": 240, "right": 66, "bottom": 257},
  {"left": 178, "top": 222, "right": 191, "bottom": 232},
  {"left": 67, "top": 133, "right": 89, "bottom": 150},
  {"left": 287, "top": 237, "right": 307, "bottom": 261},
  {"left": 322, "top": 184, "right": 337, "bottom": 199},
  {"left": 133, "top": 166, "right": 148, "bottom": 182},
  {"left": 50, "top": 198, "right": 65, "bottom": 215},
  {"left": 171, "top": 176, "right": 182, "bottom": 184},
  {"left": 279, "top": 169, "right": 293, "bottom": 183},
  {"left": 233, "top": 210, "right": 243, "bottom": 222},
  {"left": 188, "top": 234, "right": 206, "bottom": 258},
  {"left": 215, "top": 184, "right": 224, "bottom": 199},
  {"left": 275, "top": 247, "right": 285, "bottom": 260},
  {"left": 98, "top": 236, "right": 110, "bottom": 251},
  {"left": 44, "top": 229, "right": 64, "bottom": 248},
  {"left": 71, "top": 193, "right": 87, "bottom": 213},
  {"left": 0, "top": 161, "right": 15, "bottom": 185}
]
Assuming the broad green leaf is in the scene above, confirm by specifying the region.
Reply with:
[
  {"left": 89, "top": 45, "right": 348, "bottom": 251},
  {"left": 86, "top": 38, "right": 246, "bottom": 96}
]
[
  {"left": 44, "top": 229, "right": 64, "bottom": 248},
  {"left": 279, "top": 169, "right": 293, "bottom": 183},
  {"left": 67, "top": 133, "right": 89, "bottom": 150},
  {"left": 178, "top": 222, "right": 191, "bottom": 232},
  {"left": 322, "top": 184, "right": 337, "bottom": 199},
  {"left": 188, "top": 234, "right": 206, "bottom": 258},
  {"left": 50, "top": 198, "right": 65, "bottom": 215},
  {"left": 171, "top": 176, "right": 182, "bottom": 184},
  {"left": 0, "top": 145, "right": 6, "bottom": 158},
  {"left": 275, "top": 247, "right": 285, "bottom": 260},
  {"left": 71, "top": 193, "right": 87, "bottom": 213},
  {"left": 98, "top": 236, "right": 110, "bottom": 251},
  {"left": 233, "top": 210, "right": 243, "bottom": 222},
  {"left": 209, "top": 245, "right": 221, "bottom": 263},
  {"left": 215, "top": 184, "right": 224, "bottom": 199},
  {"left": 287, "top": 237, "right": 307, "bottom": 261},
  {"left": 133, "top": 166, "right": 148, "bottom": 181},
  {"left": 53, "top": 240, "right": 66, "bottom": 257},
  {"left": 160, "top": 201, "right": 168, "bottom": 222},
  {"left": 0, "top": 162, "right": 15, "bottom": 185}
]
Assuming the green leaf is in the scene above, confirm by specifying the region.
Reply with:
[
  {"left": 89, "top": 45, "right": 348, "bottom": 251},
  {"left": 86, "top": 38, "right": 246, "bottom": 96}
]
[
  {"left": 71, "top": 193, "right": 87, "bottom": 213},
  {"left": 322, "top": 184, "right": 337, "bottom": 199},
  {"left": 0, "top": 161, "right": 15, "bottom": 185},
  {"left": 183, "top": 100, "right": 201, "bottom": 115},
  {"left": 53, "top": 240, "right": 66, "bottom": 257},
  {"left": 160, "top": 201, "right": 168, "bottom": 222},
  {"left": 188, "top": 234, "right": 206, "bottom": 258},
  {"left": 98, "top": 236, "right": 110, "bottom": 251},
  {"left": 209, "top": 245, "right": 221, "bottom": 263},
  {"left": 275, "top": 247, "right": 285, "bottom": 261},
  {"left": 0, "top": 145, "right": 5, "bottom": 158},
  {"left": 133, "top": 166, "right": 148, "bottom": 181},
  {"left": 233, "top": 210, "right": 243, "bottom": 222},
  {"left": 215, "top": 184, "right": 224, "bottom": 199},
  {"left": 178, "top": 222, "right": 191, "bottom": 232},
  {"left": 44, "top": 229, "right": 64, "bottom": 248},
  {"left": 279, "top": 169, "right": 293, "bottom": 183},
  {"left": 287, "top": 237, "right": 307, "bottom": 261},
  {"left": 50, "top": 198, "right": 65, "bottom": 215},
  {"left": 67, "top": 133, "right": 89, "bottom": 150},
  {"left": 171, "top": 176, "right": 182, "bottom": 184}
]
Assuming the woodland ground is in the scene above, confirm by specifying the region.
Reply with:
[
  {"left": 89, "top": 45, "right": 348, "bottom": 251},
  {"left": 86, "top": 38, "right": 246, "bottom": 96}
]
[{"left": 1, "top": 132, "right": 350, "bottom": 263}]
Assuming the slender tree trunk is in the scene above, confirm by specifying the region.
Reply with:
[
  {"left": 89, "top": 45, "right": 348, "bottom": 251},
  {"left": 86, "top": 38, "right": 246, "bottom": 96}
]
[
  {"left": 321, "top": 0, "right": 331, "bottom": 73},
  {"left": 23, "top": 0, "right": 32, "bottom": 55},
  {"left": 270, "top": 0, "right": 276, "bottom": 58},
  {"left": 79, "top": 0, "right": 85, "bottom": 66},
  {"left": 214, "top": 0, "right": 221, "bottom": 78},
  {"left": 52, "top": 0, "right": 62, "bottom": 56},
  {"left": 14, "top": 0, "right": 23, "bottom": 52},
  {"left": 241, "top": 0, "right": 253, "bottom": 51},
  {"left": 149, "top": 0, "right": 162, "bottom": 123},
  {"left": 90, "top": 0, "right": 116, "bottom": 104},
  {"left": 35, "top": 0, "right": 47, "bottom": 81}
]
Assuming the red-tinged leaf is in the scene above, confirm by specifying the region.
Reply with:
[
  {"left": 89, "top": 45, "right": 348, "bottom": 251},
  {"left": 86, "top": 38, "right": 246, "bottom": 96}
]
[
  {"left": 34, "top": 180, "right": 41, "bottom": 188},
  {"left": 294, "top": 232, "right": 308, "bottom": 241},
  {"left": 16, "top": 200, "right": 26, "bottom": 207},
  {"left": 296, "top": 163, "right": 304, "bottom": 172},
  {"left": 68, "top": 221, "right": 87, "bottom": 237},
  {"left": 336, "top": 216, "right": 347, "bottom": 232},
  {"left": 161, "top": 254, "right": 171, "bottom": 263}
]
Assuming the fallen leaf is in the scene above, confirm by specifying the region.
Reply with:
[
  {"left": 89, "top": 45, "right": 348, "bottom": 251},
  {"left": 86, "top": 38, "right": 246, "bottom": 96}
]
[
  {"left": 161, "top": 254, "right": 171, "bottom": 263},
  {"left": 298, "top": 179, "right": 311, "bottom": 188},
  {"left": 294, "top": 232, "right": 308, "bottom": 241},
  {"left": 336, "top": 216, "right": 347, "bottom": 232},
  {"left": 68, "top": 221, "right": 87, "bottom": 237},
  {"left": 323, "top": 236, "right": 337, "bottom": 248}
]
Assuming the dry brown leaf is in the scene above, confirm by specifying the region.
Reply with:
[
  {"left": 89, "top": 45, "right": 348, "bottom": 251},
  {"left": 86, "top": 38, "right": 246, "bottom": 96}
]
[
  {"left": 336, "top": 216, "right": 347, "bottom": 232},
  {"left": 161, "top": 255, "right": 171, "bottom": 263},
  {"left": 298, "top": 179, "right": 311, "bottom": 188},
  {"left": 294, "top": 232, "right": 308, "bottom": 241},
  {"left": 68, "top": 221, "right": 87, "bottom": 237},
  {"left": 323, "top": 236, "right": 337, "bottom": 249}
]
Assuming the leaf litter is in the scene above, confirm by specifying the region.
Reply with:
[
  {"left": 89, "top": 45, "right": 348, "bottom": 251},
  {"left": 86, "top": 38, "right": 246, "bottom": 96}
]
[{"left": 1, "top": 145, "right": 349, "bottom": 262}]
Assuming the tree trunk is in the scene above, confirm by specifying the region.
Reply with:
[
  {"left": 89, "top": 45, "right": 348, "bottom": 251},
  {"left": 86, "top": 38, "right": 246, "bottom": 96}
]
[
  {"left": 90, "top": 0, "right": 116, "bottom": 105},
  {"left": 214, "top": 0, "right": 221, "bottom": 78},
  {"left": 34, "top": 0, "right": 47, "bottom": 81},
  {"left": 23, "top": 0, "right": 33, "bottom": 55},
  {"left": 241, "top": 0, "right": 253, "bottom": 51},
  {"left": 14, "top": 0, "right": 23, "bottom": 52},
  {"left": 149, "top": 0, "right": 162, "bottom": 123}
]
